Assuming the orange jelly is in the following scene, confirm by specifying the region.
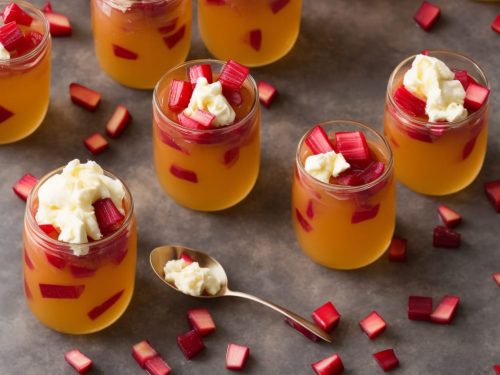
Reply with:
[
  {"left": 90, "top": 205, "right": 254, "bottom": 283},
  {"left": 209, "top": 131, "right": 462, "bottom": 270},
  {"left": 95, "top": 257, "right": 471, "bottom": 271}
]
[
  {"left": 90, "top": 0, "right": 191, "bottom": 89},
  {"left": 198, "top": 0, "right": 302, "bottom": 67}
]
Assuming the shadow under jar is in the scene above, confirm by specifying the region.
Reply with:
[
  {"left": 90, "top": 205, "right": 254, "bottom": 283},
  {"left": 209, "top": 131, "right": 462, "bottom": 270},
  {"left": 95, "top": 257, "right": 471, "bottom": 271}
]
[
  {"left": 384, "top": 50, "right": 489, "bottom": 196},
  {"left": 90, "top": 0, "right": 192, "bottom": 89},
  {"left": 153, "top": 59, "right": 260, "bottom": 211},
  {"left": 0, "top": 0, "right": 51, "bottom": 144},
  {"left": 23, "top": 168, "right": 137, "bottom": 334},
  {"left": 292, "top": 121, "right": 396, "bottom": 270}
]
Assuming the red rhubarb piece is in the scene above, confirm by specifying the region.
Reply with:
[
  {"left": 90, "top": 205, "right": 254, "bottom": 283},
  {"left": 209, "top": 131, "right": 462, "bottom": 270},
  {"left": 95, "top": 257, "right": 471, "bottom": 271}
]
[
  {"left": 0, "top": 21, "right": 24, "bottom": 52},
  {"left": 258, "top": 80, "right": 278, "bottom": 108},
  {"left": 42, "top": 1, "right": 52, "bottom": 13},
  {"left": 485, "top": 180, "right": 500, "bottom": 212},
  {"left": 311, "top": 353, "right": 344, "bottom": 375},
  {"left": 494, "top": 365, "right": 500, "bottom": 375},
  {"left": 284, "top": 317, "right": 319, "bottom": 342},
  {"left": 404, "top": 125, "right": 434, "bottom": 143},
  {"left": 84, "top": 133, "right": 109, "bottom": 155},
  {"left": 408, "top": 296, "right": 433, "bottom": 321},
  {"left": 13, "top": 173, "right": 37, "bottom": 201},
  {"left": 180, "top": 252, "right": 193, "bottom": 264},
  {"left": 0, "top": 105, "right": 13, "bottom": 124},
  {"left": 46, "top": 12, "right": 72, "bottom": 36},
  {"left": 312, "top": 301, "right": 341, "bottom": 332},
  {"left": 3, "top": 3, "right": 33, "bottom": 26},
  {"left": 335, "top": 131, "right": 371, "bottom": 167},
  {"left": 168, "top": 80, "right": 192, "bottom": 112},
  {"left": 112, "top": 44, "right": 138, "bottom": 60},
  {"left": 177, "top": 330, "right": 205, "bottom": 359},
  {"left": 157, "top": 128, "right": 187, "bottom": 153},
  {"left": 491, "top": 14, "right": 500, "bottom": 33},
  {"left": 187, "top": 308, "right": 216, "bottom": 337},
  {"left": 462, "top": 134, "right": 478, "bottom": 160},
  {"left": 169, "top": 164, "right": 198, "bottom": 183},
  {"left": 189, "top": 64, "right": 213, "bottom": 86},
  {"left": 64, "top": 349, "right": 92, "bottom": 374},
  {"left": 226, "top": 343, "right": 250, "bottom": 371},
  {"left": 163, "top": 24, "right": 185, "bottom": 49},
  {"left": 454, "top": 70, "right": 470, "bottom": 90},
  {"left": 388, "top": 236, "right": 407, "bottom": 262},
  {"left": 354, "top": 160, "right": 385, "bottom": 184},
  {"left": 132, "top": 340, "right": 159, "bottom": 368},
  {"left": 219, "top": 60, "right": 250, "bottom": 91},
  {"left": 206, "top": 0, "right": 226, "bottom": 4},
  {"left": 70, "top": 83, "right": 101, "bottom": 111},
  {"left": 295, "top": 208, "right": 312, "bottom": 232},
  {"left": 106, "top": 104, "right": 132, "bottom": 138},
  {"left": 373, "top": 349, "right": 399, "bottom": 372},
  {"left": 351, "top": 204, "right": 380, "bottom": 224},
  {"left": 39, "top": 223, "right": 58, "bottom": 239},
  {"left": 145, "top": 356, "right": 171, "bottom": 375},
  {"left": 24, "top": 248, "right": 34, "bottom": 270},
  {"left": 39, "top": 283, "right": 85, "bottom": 299},
  {"left": 88, "top": 290, "right": 124, "bottom": 320},
  {"left": 224, "top": 147, "right": 240, "bottom": 167},
  {"left": 306, "top": 200, "right": 314, "bottom": 219},
  {"left": 249, "top": 29, "right": 262, "bottom": 51},
  {"left": 414, "top": 1, "right": 440, "bottom": 31},
  {"left": 464, "top": 82, "right": 490, "bottom": 111},
  {"left": 158, "top": 17, "right": 178, "bottom": 34},
  {"left": 394, "top": 86, "right": 426, "bottom": 117},
  {"left": 430, "top": 295, "right": 460, "bottom": 324},
  {"left": 45, "top": 251, "right": 67, "bottom": 269},
  {"left": 433, "top": 225, "right": 460, "bottom": 248},
  {"left": 177, "top": 112, "right": 203, "bottom": 129},
  {"left": 93, "top": 198, "right": 125, "bottom": 236},
  {"left": 222, "top": 87, "right": 243, "bottom": 107},
  {"left": 437, "top": 204, "right": 461, "bottom": 228},
  {"left": 305, "top": 125, "right": 334, "bottom": 154},
  {"left": 359, "top": 311, "right": 386, "bottom": 339},
  {"left": 188, "top": 109, "right": 216, "bottom": 128},
  {"left": 69, "top": 265, "right": 96, "bottom": 278},
  {"left": 24, "top": 277, "right": 32, "bottom": 299},
  {"left": 335, "top": 169, "right": 362, "bottom": 186},
  {"left": 269, "top": 0, "right": 290, "bottom": 14},
  {"left": 16, "top": 31, "right": 44, "bottom": 56},
  {"left": 493, "top": 272, "right": 500, "bottom": 287}
]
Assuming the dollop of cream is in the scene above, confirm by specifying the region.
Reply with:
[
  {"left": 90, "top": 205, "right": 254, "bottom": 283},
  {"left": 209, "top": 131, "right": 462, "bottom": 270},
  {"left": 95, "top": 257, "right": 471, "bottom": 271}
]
[
  {"left": 163, "top": 258, "right": 221, "bottom": 296},
  {"left": 0, "top": 43, "right": 10, "bottom": 60},
  {"left": 304, "top": 151, "right": 350, "bottom": 183},
  {"left": 403, "top": 54, "right": 467, "bottom": 123},
  {"left": 184, "top": 77, "right": 236, "bottom": 127},
  {"left": 35, "top": 159, "right": 125, "bottom": 254}
]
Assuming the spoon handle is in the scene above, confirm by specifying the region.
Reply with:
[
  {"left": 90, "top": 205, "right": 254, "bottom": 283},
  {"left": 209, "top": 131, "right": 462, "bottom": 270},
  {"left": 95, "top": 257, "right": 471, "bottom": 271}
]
[{"left": 225, "top": 290, "right": 332, "bottom": 343}]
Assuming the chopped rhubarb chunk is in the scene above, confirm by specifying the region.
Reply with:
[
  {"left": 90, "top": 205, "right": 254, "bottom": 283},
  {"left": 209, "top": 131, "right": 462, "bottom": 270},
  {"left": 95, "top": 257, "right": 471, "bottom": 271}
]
[
  {"left": 295, "top": 208, "right": 312, "bottom": 232},
  {"left": 311, "top": 353, "right": 344, "bottom": 375},
  {"left": 3, "top": 3, "right": 33, "bottom": 26},
  {"left": 189, "top": 64, "right": 213, "bottom": 86},
  {"left": 464, "top": 82, "right": 490, "bottom": 111},
  {"left": 13, "top": 173, "right": 37, "bottom": 201},
  {"left": 462, "top": 134, "right": 478, "bottom": 160},
  {"left": 219, "top": 60, "right": 250, "bottom": 91},
  {"left": 187, "top": 308, "right": 216, "bottom": 337},
  {"left": 359, "top": 311, "right": 386, "bottom": 339},
  {"left": 394, "top": 86, "right": 426, "bottom": 117},
  {"left": 188, "top": 109, "right": 215, "bottom": 128},
  {"left": 44, "top": 251, "right": 67, "bottom": 269},
  {"left": 373, "top": 349, "right": 399, "bottom": 372},
  {"left": 335, "top": 131, "right": 371, "bottom": 167},
  {"left": 106, "top": 104, "right": 132, "bottom": 138},
  {"left": 64, "top": 349, "right": 92, "bottom": 374},
  {"left": 491, "top": 14, "right": 500, "bottom": 34},
  {"left": 145, "top": 356, "right": 171, "bottom": 375},
  {"left": 335, "top": 169, "right": 362, "bottom": 186},
  {"left": 224, "top": 147, "right": 240, "bottom": 167},
  {"left": 24, "top": 248, "right": 34, "bottom": 270},
  {"left": 93, "top": 198, "right": 125, "bottom": 236},
  {"left": 494, "top": 365, "right": 500, "bottom": 375},
  {"left": 180, "top": 252, "right": 193, "bottom": 264},
  {"left": 284, "top": 317, "right": 319, "bottom": 342},
  {"left": 39, "top": 224, "right": 59, "bottom": 239},
  {"left": 249, "top": 29, "right": 262, "bottom": 51},
  {"left": 269, "top": 0, "right": 290, "bottom": 14},
  {"left": 437, "top": 204, "right": 461, "bottom": 228},
  {"left": 168, "top": 80, "right": 192, "bottom": 112},
  {"left": 163, "top": 24, "right": 185, "bottom": 49},
  {"left": 39, "top": 283, "right": 85, "bottom": 299},
  {"left": 24, "top": 277, "right": 32, "bottom": 299},
  {"left": 222, "top": 87, "right": 243, "bottom": 107},
  {"left": 414, "top": 1, "right": 440, "bottom": 31},
  {"left": 408, "top": 296, "right": 433, "bottom": 321},
  {"left": 388, "top": 236, "right": 407, "bottom": 262},
  {"left": 169, "top": 164, "right": 198, "bottom": 183},
  {"left": 0, "top": 105, "right": 14, "bottom": 124},
  {"left": 306, "top": 200, "right": 314, "bottom": 219},
  {"left": 69, "top": 83, "right": 101, "bottom": 111},
  {"left": 46, "top": 12, "right": 72, "bottom": 36},
  {"left": 312, "top": 301, "right": 341, "bottom": 332},
  {"left": 0, "top": 21, "right": 24, "bottom": 52},
  {"left": 69, "top": 265, "right": 96, "bottom": 278},
  {"left": 112, "top": 44, "right": 138, "bottom": 60},
  {"left": 430, "top": 295, "right": 460, "bottom": 324},
  {"left": 177, "top": 330, "right": 205, "bottom": 359},
  {"left": 16, "top": 31, "right": 44, "bottom": 56},
  {"left": 84, "top": 133, "right": 109, "bottom": 155},
  {"left": 404, "top": 125, "right": 434, "bottom": 143},
  {"left": 493, "top": 272, "right": 500, "bottom": 287},
  {"left": 305, "top": 125, "right": 334, "bottom": 154},
  {"left": 454, "top": 70, "right": 470, "bottom": 90},
  {"left": 351, "top": 204, "right": 380, "bottom": 224},
  {"left": 132, "top": 340, "right": 159, "bottom": 368},
  {"left": 258, "top": 81, "right": 278, "bottom": 108},
  {"left": 177, "top": 112, "right": 203, "bottom": 129},
  {"left": 42, "top": 1, "right": 52, "bottom": 13},
  {"left": 485, "top": 180, "right": 500, "bottom": 212},
  {"left": 88, "top": 290, "right": 124, "bottom": 320},
  {"left": 158, "top": 17, "right": 178, "bottom": 34},
  {"left": 433, "top": 226, "right": 460, "bottom": 248},
  {"left": 226, "top": 343, "right": 250, "bottom": 371}
]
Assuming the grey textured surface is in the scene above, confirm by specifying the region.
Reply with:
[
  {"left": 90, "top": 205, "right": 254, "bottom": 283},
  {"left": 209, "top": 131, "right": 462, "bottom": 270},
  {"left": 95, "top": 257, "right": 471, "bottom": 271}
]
[{"left": 1, "top": 0, "right": 500, "bottom": 374}]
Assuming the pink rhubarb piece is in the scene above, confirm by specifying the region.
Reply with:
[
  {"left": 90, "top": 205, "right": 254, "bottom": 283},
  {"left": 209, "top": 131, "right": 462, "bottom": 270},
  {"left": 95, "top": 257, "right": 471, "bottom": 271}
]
[
  {"left": 13, "top": 173, "right": 37, "bottom": 201},
  {"left": 169, "top": 164, "right": 198, "bottom": 183},
  {"left": 258, "top": 81, "right": 278, "bottom": 108},
  {"left": 414, "top": 1, "right": 440, "bottom": 31},
  {"left": 359, "top": 311, "right": 386, "bottom": 339},
  {"left": 305, "top": 125, "right": 334, "bottom": 154},
  {"left": 0, "top": 104, "right": 14, "bottom": 124},
  {"left": 64, "top": 349, "right": 92, "bottom": 374},
  {"left": 373, "top": 349, "right": 399, "bottom": 372},
  {"left": 437, "top": 204, "right": 461, "bottom": 228},
  {"left": 269, "top": 0, "right": 290, "bottom": 14},
  {"left": 430, "top": 295, "right": 459, "bottom": 324},
  {"left": 492, "top": 14, "right": 500, "bottom": 33},
  {"left": 394, "top": 86, "right": 426, "bottom": 117},
  {"left": 177, "top": 330, "right": 205, "bottom": 359},
  {"left": 145, "top": 356, "right": 171, "bottom": 375},
  {"left": 87, "top": 290, "right": 124, "bottom": 320},
  {"left": 219, "top": 60, "right": 250, "bottom": 91},
  {"left": 484, "top": 180, "right": 500, "bottom": 212},
  {"left": 312, "top": 301, "right": 341, "bottom": 332},
  {"left": 311, "top": 353, "right": 344, "bottom": 375},
  {"left": 132, "top": 340, "right": 159, "bottom": 368},
  {"left": 39, "top": 284, "right": 85, "bottom": 299},
  {"left": 226, "top": 343, "right": 250, "bottom": 371},
  {"left": 46, "top": 11, "right": 72, "bottom": 36},
  {"left": 493, "top": 272, "right": 500, "bottom": 287},
  {"left": 83, "top": 133, "right": 109, "bottom": 155},
  {"left": 187, "top": 308, "right": 216, "bottom": 337},
  {"left": 106, "top": 104, "right": 132, "bottom": 138},
  {"left": 351, "top": 204, "right": 380, "bottom": 224},
  {"left": 112, "top": 44, "right": 138, "bottom": 60},
  {"left": 388, "top": 236, "right": 407, "bottom": 262}
]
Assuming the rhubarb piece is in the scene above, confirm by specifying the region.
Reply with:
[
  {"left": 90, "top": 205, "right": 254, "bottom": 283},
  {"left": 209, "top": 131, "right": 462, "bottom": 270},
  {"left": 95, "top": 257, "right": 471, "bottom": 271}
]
[
  {"left": 430, "top": 295, "right": 460, "bottom": 324},
  {"left": 359, "top": 311, "right": 386, "bottom": 339},
  {"left": 284, "top": 318, "right": 319, "bottom": 342},
  {"left": 206, "top": 0, "right": 226, "bottom": 4},
  {"left": 454, "top": 70, "right": 470, "bottom": 90},
  {"left": 373, "top": 349, "right": 399, "bottom": 372},
  {"left": 394, "top": 86, "right": 426, "bottom": 117},
  {"left": 306, "top": 200, "right": 314, "bottom": 219},
  {"left": 45, "top": 251, "right": 67, "bottom": 269},
  {"left": 64, "top": 349, "right": 92, "bottom": 374},
  {"left": 180, "top": 252, "right": 193, "bottom": 264},
  {"left": 356, "top": 161, "right": 385, "bottom": 185},
  {"left": 335, "top": 131, "right": 371, "bottom": 167},
  {"left": 222, "top": 87, "right": 243, "bottom": 107},
  {"left": 84, "top": 133, "right": 109, "bottom": 155},
  {"left": 388, "top": 236, "right": 407, "bottom": 262},
  {"left": 0, "top": 105, "right": 13, "bottom": 124},
  {"left": 464, "top": 82, "right": 490, "bottom": 111},
  {"left": 88, "top": 290, "right": 124, "bottom": 320},
  {"left": 39, "top": 283, "right": 85, "bottom": 299},
  {"left": 335, "top": 169, "right": 362, "bottom": 186},
  {"left": 493, "top": 272, "right": 500, "bottom": 287},
  {"left": 492, "top": 14, "right": 500, "bottom": 33},
  {"left": 42, "top": 1, "right": 52, "bottom": 13},
  {"left": 249, "top": 29, "right": 262, "bottom": 51},
  {"left": 177, "top": 330, "right": 205, "bottom": 359},
  {"left": 112, "top": 44, "right": 138, "bottom": 60},
  {"left": 168, "top": 80, "right": 192, "bottom": 112},
  {"left": 157, "top": 128, "right": 187, "bottom": 153},
  {"left": 312, "top": 301, "right": 341, "bottom": 332},
  {"left": 93, "top": 198, "right": 125, "bottom": 236},
  {"left": 46, "top": 12, "right": 72, "bottom": 36},
  {"left": 421, "top": 49, "right": 429, "bottom": 56},
  {"left": 219, "top": 60, "right": 250, "bottom": 91},
  {"left": 3, "top": 3, "right": 33, "bottom": 26},
  {"left": 158, "top": 17, "right": 178, "bottom": 34},
  {"left": 69, "top": 265, "right": 96, "bottom": 278},
  {"left": 269, "top": 0, "right": 290, "bottom": 14},
  {"left": 414, "top": 1, "right": 440, "bottom": 31},
  {"left": 187, "top": 308, "right": 216, "bottom": 337},
  {"left": 177, "top": 112, "right": 203, "bottom": 129},
  {"left": 24, "top": 248, "right": 34, "bottom": 270},
  {"left": 132, "top": 340, "right": 159, "bottom": 368},
  {"left": 24, "top": 277, "right": 32, "bottom": 299},
  {"left": 70, "top": 83, "right": 101, "bottom": 111},
  {"left": 462, "top": 134, "right": 478, "bottom": 160},
  {"left": 39, "top": 224, "right": 58, "bottom": 239},
  {"left": 189, "top": 64, "right": 212, "bottom": 86},
  {"left": 485, "top": 180, "right": 500, "bottom": 212},
  {"left": 13, "top": 173, "right": 37, "bottom": 201},
  {"left": 188, "top": 109, "right": 215, "bottom": 128},
  {"left": 351, "top": 204, "right": 380, "bottom": 224},
  {"left": 258, "top": 81, "right": 277, "bottom": 108},
  {"left": 305, "top": 125, "right": 335, "bottom": 154},
  {"left": 437, "top": 204, "right": 461, "bottom": 228},
  {"left": 0, "top": 21, "right": 24, "bottom": 52},
  {"left": 163, "top": 24, "right": 185, "bottom": 49},
  {"left": 169, "top": 164, "right": 198, "bottom": 183},
  {"left": 224, "top": 147, "right": 240, "bottom": 167},
  {"left": 226, "top": 343, "right": 250, "bottom": 371},
  {"left": 311, "top": 353, "right": 344, "bottom": 375},
  {"left": 408, "top": 296, "right": 433, "bottom": 321},
  {"left": 106, "top": 104, "right": 132, "bottom": 138},
  {"left": 404, "top": 125, "right": 434, "bottom": 143},
  {"left": 145, "top": 356, "right": 171, "bottom": 375},
  {"left": 295, "top": 208, "right": 312, "bottom": 232},
  {"left": 433, "top": 226, "right": 460, "bottom": 248},
  {"left": 16, "top": 31, "right": 44, "bottom": 56},
  {"left": 494, "top": 365, "right": 500, "bottom": 375}
]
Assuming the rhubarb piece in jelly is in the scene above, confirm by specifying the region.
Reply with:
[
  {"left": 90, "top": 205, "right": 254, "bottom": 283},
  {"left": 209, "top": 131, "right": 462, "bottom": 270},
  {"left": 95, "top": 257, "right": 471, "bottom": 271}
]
[
  {"left": 145, "top": 356, "right": 171, "bottom": 375},
  {"left": 158, "top": 17, "right": 178, "bottom": 34},
  {"left": 408, "top": 296, "right": 433, "bottom": 321},
  {"left": 163, "top": 24, "right": 185, "bottom": 49},
  {"left": 112, "top": 44, "right": 138, "bottom": 60},
  {"left": 0, "top": 105, "right": 14, "bottom": 124},
  {"left": 39, "top": 283, "right": 85, "bottom": 299},
  {"left": 464, "top": 82, "right": 490, "bottom": 111},
  {"left": 258, "top": 81, "right": 278, "bottom": 108},
  {"left": 177, "top": 112, "right": 203, "bottom": 130},
  {"left": 284, "top": 317, "right": 319, "bottom": 342},
  {"left": 224, "top": 147, "right": 240, "bottom": 167},
  {"left": 454, "top": 70, "right": 470, "bottom": 90},
  {"left": 493, "top": 272, "right": 500, "bottom": 287},
  {"left": 206, "top": 0, "right": 226, "bottom": 4},
  {"left": 189, "top": 110, "right": 215, "bottom": 128},
  {"left": 335, "top": 131, "right": 371, "bottom": 167},
  {"left": 373, "top": 349, "right": 399, "bottom": 372},
  {"left": 223, "top": 87, "right": 243, "bottom": 107},
  {"left": 132, "top": 340, "right": 159, "bottom": 368},
  {"left": 180, "top": 252, "right": 193, "bottom": 264},
  {"left": 492, "top": 14, "right": 500, "bottom": 34},
  {"left": 305, "top": 126, "right": 334, "bottom": 155},
  {"left": 93, "top": 198, "right": 125, "bottom": 236},
  {"left": 414, "top": 1, "right": 440, "bottom": 31},
  {"left": 157, "top": 128, "right": 187, "bottom": 154},
  {"left": 404, "top": 125, "right": 434, "bottom": 143},
  {"left": 87, "top": 289, "right": 124, "bottom": 320},
  {"left": 0, "top": 22, "right": 24, "bottom": 52},
  {"left": 433, "top": 226, "right": 460, "bottom": 248},
  {"left": 388, "top": 236, "right": 407, "bottom": 262},
  {"left": 42, "top": 1, "right": 52, "bottom": 13},
  {"left": 462, "top": 134, "right": 478, "bottom": 161},
  {"left": 311, "top": 353, "right": 344, "bottom": 375},
  {"left": 64, "top": 349, "right": 93, "bottom": 374},
  {"left": 430, "top": 295, "right": 459, "bottom": 324},
  {"left": 295, "top": 208, "right": 312, "bottom": 232},
  {"left": 24, "top": 248, "right": 34, "bottom": 270},
  {"left": 39, "top": 224, "right": 59, "bottom": 239},
  {"left": 351, "top": 204, "right": 380, "bottom": 224},
  {"left": 226, "top": 343, "right": 250, "bottom": 371},
  {"left": 70, "top": 83, "right": 102, "bottom": 111},
  {"left": 168, "top": 80, "right": 192, "bottom": 112},
  {"left": 394, "top": 87, "right": 426, "bottom": 117},
  {"left": 69, "top": 264, "right": 96, "bottom": 279},
  {"left": 437, "top": 204, "right": 461, "bottom": 228},
  {"left": 106, "top": 104, "right": 132, "bottom": 138},
  {"left": 189, "top": 64, "right": 213, "bottom": 86},
  {"left": 45, "top": 251, "right": 67, "bottom": 269},
  {"left": 312, "top": 301, "right": 341, "bottom": 332},
  {"left": 84, "top": 133, "right": 109, "bottom": 155},
  {"left": 24, "top": 277, "right": 32, "bottom": 299},
  {"left": 46, "top": 12, "right": 72, "bottom": 37},
  {"left": 484, "top": 180, "right": 500, "bottom": 212},
  {"left": 177, "top": 330, "right": 205, "bottom": 359},
  {"left": 187, "top": 308, "right": 216, "bottom": 337},
  {"left": 2, "top": 3, "right": 33, "bottom": 26},
  {"left": 170, "top": 164, "right": 198, "bottom": 183},
  {"left": 357, "top": 161, "right": 385, "bottom": 185},
  {"left": 269, "top": 0, "right": 290, "bottom": 14},
  {"left": 335, "top": 169, "right": 362, "bottom": 186},
  {"left": 219, "top": 60, "right": 250, "bottom": 91},
  {"left": 249, "top": 29, "right": 262, "bottom": 51},
  {"left": 306, "top": 200, "right": 314, "bottom": 219},
  {"left": 13, "top": 173, "right": 37, "bottom": 201},
  {"left": 359, "top": 311, "right": 386, "bottom": 339}
]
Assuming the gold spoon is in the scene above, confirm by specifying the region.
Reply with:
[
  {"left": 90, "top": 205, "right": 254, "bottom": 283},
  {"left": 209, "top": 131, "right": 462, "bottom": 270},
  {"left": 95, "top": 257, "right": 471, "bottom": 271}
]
[{"left": 150, "top": 245, "right": 333, "bottom": 343}]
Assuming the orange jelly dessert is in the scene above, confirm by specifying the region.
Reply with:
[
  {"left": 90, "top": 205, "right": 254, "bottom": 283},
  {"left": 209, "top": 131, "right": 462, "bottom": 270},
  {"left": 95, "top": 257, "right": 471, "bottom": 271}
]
[
  {"left": 198, "top": 0, "right": 302, "bottom": 67},
  {"left": 292, "top": 121, "right": 396, "bottom": 270},
  {"left": 384, "top": 51, "right": 490, "bottom": 195},
  {"left": 0, "top": 1, "right": 51, "bottom": 144},
  {"left": 23, "top": 160, "right": 137, "bottom": 334},
  {"left": 153, "top": 59, "right": 260, "bottom": 211},
  {"left": 90, "top": 0, "right": 191, "bottom": 89}
]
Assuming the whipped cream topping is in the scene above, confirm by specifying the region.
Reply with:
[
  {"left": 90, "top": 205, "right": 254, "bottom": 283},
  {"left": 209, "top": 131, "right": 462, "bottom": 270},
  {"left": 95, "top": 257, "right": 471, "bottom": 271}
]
[
  {"left": 403, "top": 54, "right": 467, "bottom": 123},
  {"left": 184, "top": 77, "right": 236, "bottom": 127},
  {"left": 0, "top": 43, "right": 10, "bottom": 60},
  {"left": 36, "top": 160, "right": 125, "bottom": 254},
  {"left": 164, "top": 258, "right": 221, "bottom": 296},
  {"left": 304, "top": 151, "right": 350, "bottom": 183}
]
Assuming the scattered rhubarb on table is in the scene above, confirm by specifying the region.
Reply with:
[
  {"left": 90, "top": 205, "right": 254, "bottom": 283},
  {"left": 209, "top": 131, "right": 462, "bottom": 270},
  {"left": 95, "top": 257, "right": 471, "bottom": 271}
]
[
  {"left": 13, "top": 173, "right": 37, "bottom": 201},
  {"left": 64, "top": 349, "right": 92, "bottom": 374},
  {"left": 69, "top": 83, "right": 102, "bottom": 111},
  {"left": 484, "top": 180, "right": 500, "bottom": 212},
  {"left": 145, "top": 356, "right": 171, "bottom": 375},
  {"left": 359, "top": 311, "right": 387, "bottom": 339},
  {"left": 177, "top": 330, "right": 205, "bottom": 359},
  {"left": 106, "top": 104, "right": 132, "bottom": 138},
  {"left": 258, "top": 81, "right": 278, "bottom": 108},
  {"left": 387, "top": 236, "right": 407, "bottom": 262},
  {"left": 132, "top": 340, "right": 158, "bottom": 368},
  {"left": 311, "top": 353, "right": 344, "bottom": 375},
  {"left": 433, "top": 226, "right": 461, "bottom": 248},
  {"left": 492, "top": 14, "right": 500, "bottom": 33},
  {"left": 494, "top": 365, "right": 500, "bottom": 375},
  {"left": 373, "top": 349, "right": 399, "bottom": 372},
  {"left": 437, "top": 204, "right": 462, "bottom": 228},
  {"left": 45, "top": 11, "right": 72, "bottom": 37},
  {"left": 312, "top": 301, "right": 341, "bottom": 332},
  {"left": 84, "top": 133, "right": 109, "bottom": 155},
  {"left": 493, "top": 272, "right": 500, "bottom": 287},
  {"left": 414, "top": 1, "right": 440, "bottom": 31},
  {"left": 408, "top": 296, "right": 433, "bottom": 321},
  {"left": 187, "top": 308, "right": 216, "bottom": 336},
  {"left": 430, "top": 295, "right": 460, "bottom": 324},
  {"left": 226, "top": 343, "right": 250, "bottom": 371}
]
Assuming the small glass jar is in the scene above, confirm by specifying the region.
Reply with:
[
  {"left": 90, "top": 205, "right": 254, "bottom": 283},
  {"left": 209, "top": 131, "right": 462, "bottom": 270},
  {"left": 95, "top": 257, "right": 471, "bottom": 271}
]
[
  {"left": 384, "top": 50, "right": 489, "bottom": 196},
  {"left": 152, "top": 59, "right": 260, "bottom": 211},
  {"left": 90, "top": 0, "right": 192, "bottom": 89},
  {"left": 0, "top": 0, "right": 51, "bottom": 144},
  {"left": 23, "top": 167, "right": 137, "bottom": 334},
  {"left": 292, "top": 121, "right": 396, "bottom": 270},
  {"left": 198, "top": 0, "right": 302, "bottom": 67}
]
